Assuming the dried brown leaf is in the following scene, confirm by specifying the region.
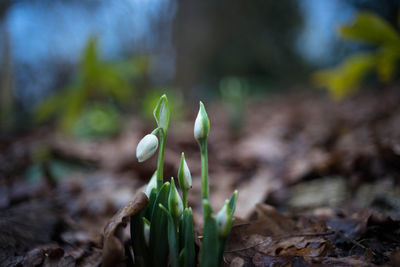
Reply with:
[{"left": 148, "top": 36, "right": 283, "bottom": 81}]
[
  {"left": 102, "top": 191, "right": 148, "bottom": 267},
  {"left": 252, "top": 253, "right": 311, "bottom": 267},
  {"left": 225, "top": 204, "right": 333, "bottom": 265}
]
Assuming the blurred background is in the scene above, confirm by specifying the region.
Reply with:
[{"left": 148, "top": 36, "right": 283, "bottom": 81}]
[{"left": 1, "top": 0, "right": 400, "bottom": 136}]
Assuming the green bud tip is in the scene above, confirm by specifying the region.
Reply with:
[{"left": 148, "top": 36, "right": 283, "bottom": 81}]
[
  {"left": 153, "top": 94, "right": 170, "bottom": 131},
  {"left": 194, "top": 101, "right": 210, "bottom": 141},
  {"left": 168, "top": 177, "right": 183, "bottom": 220},
  {"left": 216, "top": 199, "right": 232, "bottom": 237},
  {"left": 178, "top": 152, "right": 192, "bottom": 190}
]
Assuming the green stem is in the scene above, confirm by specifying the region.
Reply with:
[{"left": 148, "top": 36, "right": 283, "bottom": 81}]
[
  {"left": 156, "top": 129, "right": 167, "bottom": 190},
  {"left": 200, "top": 141, "right": 209, "bottom": 200},
  {"left": 182, "top": 189, "right": 188, "bottom": 209}
]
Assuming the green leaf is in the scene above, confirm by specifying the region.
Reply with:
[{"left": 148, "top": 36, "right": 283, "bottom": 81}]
[
  {"left": 200, "top": 200, "right": 219, "bottom": 267},
  {"left": 215, "top": 190, "right": 237, "bottom": 263},
  {"left": 149, "top": 182, "right": 170, "bottom": 267},
  {"left": 130, "top": 211, "right": 149, "bottom": 267},
  {"left": 144, "top": 187, "right": 157, "bottom": 221},
  {"left": 179, "top": 249, "right": 185, "bottom": 267},
  {"left": 34, "top": 88, "right": 69, "bottom": 123},
  {"left": 179, "top": 208, "right": 196, "bottom": 267},
  {"left": 153, "top": 94, "right": 170, "bottom": 132},
  {"left": 159, "top": 204, "right": 179, "bottom": 267},
  {"left": 313, "top": 53, "right": 376, "bottom": 100},
  {"left": 228, "top": 190, "right": 238, "bottom": 216},
  {"left": 376, "top": 49, "right": 400, "bottom": 83},
  {"left": 340, "top": 12, "right": 400, "bottom": 48}
]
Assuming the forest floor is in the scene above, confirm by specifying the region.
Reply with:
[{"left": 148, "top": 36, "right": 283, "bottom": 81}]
[{"left": 1, "top": 89, "right": 400, "bottom": 266}]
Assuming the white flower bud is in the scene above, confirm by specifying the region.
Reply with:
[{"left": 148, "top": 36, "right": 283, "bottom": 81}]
[
  {"left": 168, "top": 178, "right": 183, "bottom": 220},
  {"left": 142, "top": 217, "right": 151, "bottom": 247},
  {"left": 136, "top": 134, "right": 158, "bottom": 162},
  {"left": 216, "top": 200, "right": 232, "bottom": 237},
  {"left": 194, "top": 102, "right": 210, "bottom": 141},
  {"left": 178, "top": 153, "right": 192, "bottom": 191},
  {"left": 145, "top": 171, "right": 157, "bottom": 197}
]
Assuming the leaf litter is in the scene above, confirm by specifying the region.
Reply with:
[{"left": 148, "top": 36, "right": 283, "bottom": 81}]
[{"left": 0, "top": 89, "right": 400, "bottom": 266}]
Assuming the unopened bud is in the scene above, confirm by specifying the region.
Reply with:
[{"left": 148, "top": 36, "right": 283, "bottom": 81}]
[
  {"left": 168, "top": 178, "right": 183, "bottom": 220},
  {"left": 178, "top": 153, "right": 192, "bottom": 191},
  {"left": 216, "top": 199, "right": 232, "bottom": 237},
  {"left": 136, "top": 134, "right": 158, "bottom": 162},
  {"left": 194, "top": 102, "right": 210, "bottom": 142}
]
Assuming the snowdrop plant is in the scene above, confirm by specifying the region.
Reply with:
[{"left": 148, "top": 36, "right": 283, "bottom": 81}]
[{"left": 131, "top": 94, "right": 237, "bottom": 267}]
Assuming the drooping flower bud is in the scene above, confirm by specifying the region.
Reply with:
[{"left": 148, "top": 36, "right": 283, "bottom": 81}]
[
  {"left": 216, "top": 199, "right": 232, "bottom": 237},
  {"left": 194, "top": 101, "right": 210, "bottom": 142},
  {"left": 145, "top": 171, "right": 157, "bottom": 197},
  {"left": 178, "top": 153, "right": 192, "bottom": 191},
  {"left": 168, "top": 177, "right": 183, "bottom": 221},
  {"left": 136, "top": 134, "right": 158, "bottom": 162},
  {"left": 142, "top": 217, "right": 151, "bottom": 247}
]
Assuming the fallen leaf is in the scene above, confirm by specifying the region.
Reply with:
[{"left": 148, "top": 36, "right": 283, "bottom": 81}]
[
  {"left": 252, "top": 253, "right": 310, "bottom": 267},
  {"left": 235, "top": 169, "right": 282, "bottom": 219},
  {"left": 102, "top": 191, "right": 148, "bottom": 267},
  {"left": 225, "top": 204, "right": 333, "bottom": 265}
]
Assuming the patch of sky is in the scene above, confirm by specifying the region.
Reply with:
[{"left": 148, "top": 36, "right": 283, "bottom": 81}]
[{"left": 296, "top": 0, "right": 356, "bottom": 66}]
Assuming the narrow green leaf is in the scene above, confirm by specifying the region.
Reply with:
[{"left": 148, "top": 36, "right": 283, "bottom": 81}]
[
  {"left": 228, "top": 190, "right": 238, "bottom": 216},
  {"left": 215, "top": 190, "right": 238, "bottom": 263},
  {"left": 218, "top": 216, "right": 235, "bottom": 266},
  {"left": 144, "top": 187, "right": 157, "bottom": 221},
  {"left": 149, "top": 182, "right": 170, "bottom": 267},
  {"left": 130, "top": 211, "right": 149, "bottom": 267},
  {"left": 200, "top": 200, "right": 219, "bottom": 267},
  {"left": 180, "top": 208, "right": 196, "bottom": 267},
  {"left": 159, "top": 204, "right": 179, "bottom": 267},
  {"left": 179, "top": 213, "right": 185, "bottom": 251},
  {"left": 153, "top": 94, "right": 170, "bottom": 132},
  {"left": 179, "top": 249, "right": 185, "bottom": 267}
]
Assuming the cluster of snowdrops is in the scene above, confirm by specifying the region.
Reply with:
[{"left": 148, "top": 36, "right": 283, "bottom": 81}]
[{"left": 132, "top": 95, "right": 237, "bottom": 267}]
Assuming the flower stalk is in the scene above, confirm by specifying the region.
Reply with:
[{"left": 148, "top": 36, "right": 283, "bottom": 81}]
[
  {"left": 194, "top": 101, "right": 210, "bottom": 207},
  {"left": 156, "top": 128, "right": 166, "bottom": 190},
  {"left": 153, "top": 95, "right": 170, "bottom": 190},
  {"left": 200, "top": 141, "right": 209, "bottom": 201}
]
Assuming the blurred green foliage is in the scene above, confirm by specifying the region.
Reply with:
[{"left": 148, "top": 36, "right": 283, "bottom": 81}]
[
  {"left": 25, "top": 144, "right": 68, "bottom": 182},
  {"left": 314, "top": 12, "right": 400, "bottom": 100},
  {"left": 72, "top": 102, "right": 121, "bottom": 139},
  {"left": 35, "top": 37, "right": 149, "bottom": 138}
]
